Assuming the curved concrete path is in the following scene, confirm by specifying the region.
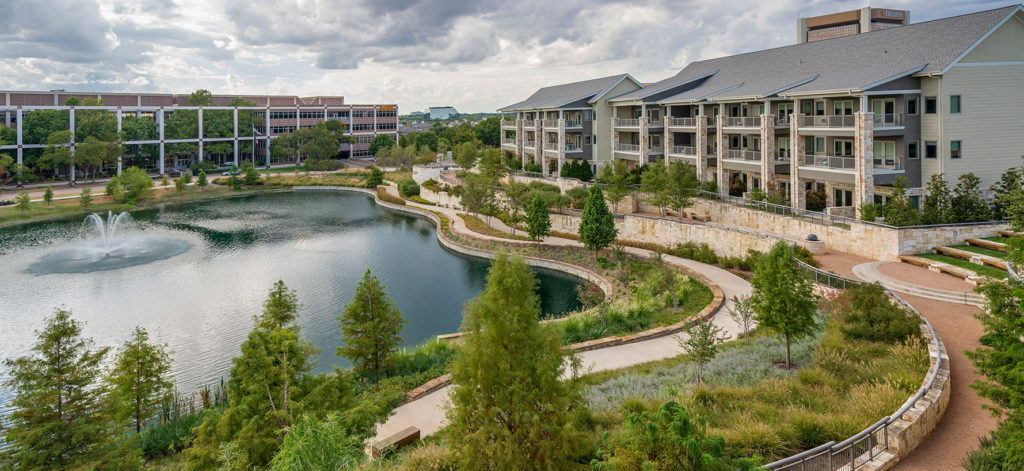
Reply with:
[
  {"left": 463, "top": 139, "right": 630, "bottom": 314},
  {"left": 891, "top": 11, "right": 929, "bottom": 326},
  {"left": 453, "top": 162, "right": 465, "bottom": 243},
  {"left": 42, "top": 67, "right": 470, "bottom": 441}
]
[
  {"left": 852, "top": 261, "right": 985, "bottom": 307},
  {"left": 371, "top": 237, "right": 752, "bottom": 444}
]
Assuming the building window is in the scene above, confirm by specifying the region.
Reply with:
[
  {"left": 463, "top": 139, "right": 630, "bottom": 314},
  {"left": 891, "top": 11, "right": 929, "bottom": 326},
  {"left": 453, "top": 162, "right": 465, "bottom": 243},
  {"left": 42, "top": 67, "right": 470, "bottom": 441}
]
[
  {"left": 834, "top": 100, "right": 853, "bottom": 115},
  {"left": 269, "top": 111, "right": 297, "bottom": 120},
  {"left": 834, "top": 139, "right": 853, "bottom": 156},
  {"left": 925, "top": 141, "right": 937, "bottom": 158},
  {"left": 815, "top": 101, "right": 825, "bottom": 116},
  {"left": 950, "top": 95, "right": 961, "bottom": 114},
  {"left": 908, "top": 141, "right": 919, "bottom": 159},
  {"left": 950, "top": 140, "right": 961, "bottom": 159},
  {"left": 924, "top": 97, "right": 937, "bottom": 114},
  {"left": 907, "top": 97, "right": 918, "bottom": 115}
]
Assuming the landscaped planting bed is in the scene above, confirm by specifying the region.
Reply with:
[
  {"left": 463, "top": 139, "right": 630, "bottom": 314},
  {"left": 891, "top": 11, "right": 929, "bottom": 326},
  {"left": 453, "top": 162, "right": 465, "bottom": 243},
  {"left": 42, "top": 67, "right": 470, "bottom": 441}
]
[{"left": 916, "top": 253, "right": 1008, "bottom": 279}]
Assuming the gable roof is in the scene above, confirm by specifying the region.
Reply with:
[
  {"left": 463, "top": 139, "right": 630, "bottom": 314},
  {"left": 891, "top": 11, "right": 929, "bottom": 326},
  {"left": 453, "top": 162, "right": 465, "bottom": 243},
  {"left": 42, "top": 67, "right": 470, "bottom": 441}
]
[
  {"left": 636, "top": 5, "right": 1022, "bottom": 104},
  {"left": 498, "top": 74, "right": 641, "bottom": 111}
]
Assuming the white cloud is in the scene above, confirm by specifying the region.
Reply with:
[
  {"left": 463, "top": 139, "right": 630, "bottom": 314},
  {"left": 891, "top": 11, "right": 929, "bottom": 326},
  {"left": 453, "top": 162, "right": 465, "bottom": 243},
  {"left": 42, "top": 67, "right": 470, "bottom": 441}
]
[{"left": 0, "top": 0, "right": 1010, "bottom": 112}]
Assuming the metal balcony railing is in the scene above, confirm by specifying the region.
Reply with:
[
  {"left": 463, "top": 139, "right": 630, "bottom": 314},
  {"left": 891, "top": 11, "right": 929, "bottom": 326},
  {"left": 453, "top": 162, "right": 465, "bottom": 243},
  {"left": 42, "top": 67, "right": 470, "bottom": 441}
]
[
  {"left": 670, "top": 145, "right": 697, "bottom": 155},
  {"left": 542, "top": 119, "right": 559, "bottom": 128},
  {"left": 669, "top": 117, "right": 697, "bottom": 127},
  {"left": 803, "top": 153, "right": 856, "bottom": 169},
  {"left": 722, "top": 149, "right": 761, "bottom": 161},
  {"left": 776, "top": 149, "right": 791, "bottom": 162},
  {"left": 523, "top": 140, "right": 536, "bottom": 148},
  {"left": 706, "top": 116, "right": 717, "bottom": 126},
  {"left": 873, "top": 154, "right": 903, "bottom": 170},
  {"left": 521, "top": 119, "right": 536, "bottom": 128},
  {"left": 775, "top": 115, "right": 790, "bottom": 126},
  {"left": 722, "top": 116, "right": 761, "bottom": 128},
  {"left": 500, "top": 119, "right": 516, "bottom": 127},
  {"left": 565, "top": 142, "right": 581, "bottom": 151},
  {"left": 799, "top": 114, "right": 856, "bottom": 128},
  {"left": 500, "top": 138, "right": 515, "bottom": 146},
  {"left": 615, "top": 143, "right": 640, "bottom": 152},
  {"left": 564, "top": 120, "right": 582, "bottom": 128},
  {"left": 614, "top": 118, "right": 641, "bottom": 127},
  {"left": 872, "top": 113, "right": 903, "bottom": 127}
]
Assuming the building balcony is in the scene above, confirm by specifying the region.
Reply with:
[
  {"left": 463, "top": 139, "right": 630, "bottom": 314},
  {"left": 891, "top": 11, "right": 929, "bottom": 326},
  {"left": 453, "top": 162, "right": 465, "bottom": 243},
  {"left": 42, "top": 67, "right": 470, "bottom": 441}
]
[
  {"left": 707, "top": 116, "right": 717, "bottom": 127},
  {"left": 524, "top": 140, "right": 536, "bottom": 149},
  {"left": 565, "top": 120, "right": 583, "bottom": 129},
  {"left": 722, "top": 149, "right": 761, "bottom": 161},
  {"left": 801, "top": 153, "right": 856, "bottom": 170},
  {"left": 613, "top": 118, "right": 641, "bottom": 128},
  {"left": 565, "top": 142, "right": 583, "bottom": 152},
  {"left": 669, "top": 145, "right": 697, "bottom": 156},
  {"left": 799, "top": 115, "right": 855, "bottom": 128},
  {"left": 543, "top": 119, "right": 559, "bottom": 129},
  {"left": 668, "top": 117, "right": 697, "bottom": 128},
  {"left": 706, "top": 145, "right": 717, "bottom": 157},
  {"left": 521, "top": 119, "right": 536, "bottom": 128},
  {"left": 872, "top": 113, "right": 903, "bottom": 128},
  {"left": 500, "top": 119, "right": 516, "bottom": 128},
  {"left": 615, "top": 143, "right": 641, "bottom": 153},
  {"left": 775, "top": 115, "right": 790, "bottom": 127},
  {"left": 776, "top": 149, "right": 792, "bottom": 163},
  {"left": 721, "top": 116, "right": 761, "bottom": 128},
  {"left": 500, "top": 138, "right": 516, "bottom": 149},
  {"left": 873, "top": 154, "right": 904, "bottom": 171}
]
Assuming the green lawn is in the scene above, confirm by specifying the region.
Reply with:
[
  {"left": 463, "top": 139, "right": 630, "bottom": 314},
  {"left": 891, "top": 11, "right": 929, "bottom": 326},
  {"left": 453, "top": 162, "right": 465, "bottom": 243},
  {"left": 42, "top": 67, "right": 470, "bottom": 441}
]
[
  {"left": 916, "top": 253, "right": 1008, "bottom": 280},
  {"left": 951, "top": 244, "right": 1008, "bottom": 259}
]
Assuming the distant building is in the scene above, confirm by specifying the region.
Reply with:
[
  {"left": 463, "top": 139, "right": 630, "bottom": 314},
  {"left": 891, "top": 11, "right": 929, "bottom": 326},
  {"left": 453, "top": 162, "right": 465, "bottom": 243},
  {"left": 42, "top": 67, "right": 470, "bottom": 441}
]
[
  {"left": 428, "top": 106, "right": 458, "bottom": 120},
  {"left": 798, "top": 7, "right": 909, "bottom": 43}
]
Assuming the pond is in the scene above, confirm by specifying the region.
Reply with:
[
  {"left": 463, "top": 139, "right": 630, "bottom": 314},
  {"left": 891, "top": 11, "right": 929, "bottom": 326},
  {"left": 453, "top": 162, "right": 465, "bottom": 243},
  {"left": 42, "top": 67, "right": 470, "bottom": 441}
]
[{"left": 0, "top": 191, "right": 583, "bottom": 417}]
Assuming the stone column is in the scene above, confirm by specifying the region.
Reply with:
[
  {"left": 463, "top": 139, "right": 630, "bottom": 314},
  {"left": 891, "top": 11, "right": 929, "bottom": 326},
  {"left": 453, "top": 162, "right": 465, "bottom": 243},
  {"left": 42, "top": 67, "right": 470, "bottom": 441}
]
[
  {"left": 759, "top": 112, "right": 775, "bottom": 193},
  {"left": 854, "top": 111, "right": 875, "bottom": 215},
  {"left": 663, "top": 116, "right": 674, "bottom": 164},
  {"left": 611, "top": 116, "right": 618, "bottom": 164},
  {"left": 535, "top": 118, "right": 545, "bottom": 174},
  {"left": 515, "top": 117, "right": 524, "bottom": 166},
  {"left": 158, "top": 108, "right": 165, "bottom": 176},
  {"left": 790, "top": 112, "right": 804, "bottom": 209},
  {"left": 716, "top": 113, "right": 726, "bottom": 194},
  {"left": 557, "top": 114, "right": 566, "bottom": 171},
  {"left": 695, "top": 115, "right": 707, "bottom": 181},
  {"left": 639, "top": 116, "right": 649, "bottom": 165}
]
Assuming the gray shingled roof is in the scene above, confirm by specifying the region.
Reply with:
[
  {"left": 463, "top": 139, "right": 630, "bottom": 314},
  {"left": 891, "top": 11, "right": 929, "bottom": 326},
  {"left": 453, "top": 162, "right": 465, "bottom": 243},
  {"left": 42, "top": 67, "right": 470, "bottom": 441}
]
[
  {"left": 498, "top": 74, "right": 637, "bottom": 111},
  {"left": 605, "top": 5, "right": 1020, "bottom": 104}
]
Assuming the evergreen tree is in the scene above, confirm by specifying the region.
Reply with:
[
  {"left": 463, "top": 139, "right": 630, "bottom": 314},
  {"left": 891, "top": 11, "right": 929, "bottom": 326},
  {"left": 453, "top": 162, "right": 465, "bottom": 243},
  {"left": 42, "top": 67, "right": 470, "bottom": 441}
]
[
  {"left": 965, "top": 273, "right": 1024, "bottom": 467},
  {"left": 79, "top": 187, "right": 93, "bottom": 209},
  {"left": 196, "top": 170, "right": 208, "bottom": 191},
  {"left": 579, "top": 185, "right": 618, "bottom": 257},
  {"left": 187, "top": 281, "right": 317, "bottom": 469},
  {"left": 337, "top": 270, "right": 406, "bottom": 377},
  {"left": 950, "top": 172, "right": 991, "bottom": 222},
  {"left": 921, "top": 173, "right": 952, "bottom": 225},
  {"left": 525, "top": 193, "right": 551, "bottom": 241},
  {"left": 453, "top": 141, "right": 479, "bottom": 170},
  {"left": 15, "top": 190, "right": 31, "bottom": 214},
  {"left": 43, "top": 185, "right": 54, "bottom": 207},
  {"left": 991, "top": 161, "right": 1023, "bottom": 220},
  {"left": 365, "top": 166, "right": 384, "bottom": 188},
  {"left": 243, "top": 162, "right": 261, "bottom": 186},
  {"left": 1, "top": 309, "right": 116, "bottom": 469},
  {"left": 749, "top": 242, "right": 818, "bottom": 368},
  {"left": 883, "top": 176, "right": 920, "bottom": 226},
  {"left": 107, "top": 326, "right": 173, "bottom": 433},
  {"left": 446, "top": 255, "right": 584, "bottom": 469}
]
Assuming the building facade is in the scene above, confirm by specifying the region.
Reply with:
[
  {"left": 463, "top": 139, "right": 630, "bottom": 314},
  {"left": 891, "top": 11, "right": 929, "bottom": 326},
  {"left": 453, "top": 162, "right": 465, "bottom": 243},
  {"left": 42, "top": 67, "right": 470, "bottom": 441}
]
[
  {"left": 0, "top": 90, "right": 398, "bottom": 178},
  {"left": 499, "top": 5, "right": 1024, "bottom": 215},
  {"left": 428, "top": 106, "right": 458, "bottom": 120},
  {"left": 798, "top": 7, "right": 909, "bottom": 43}
]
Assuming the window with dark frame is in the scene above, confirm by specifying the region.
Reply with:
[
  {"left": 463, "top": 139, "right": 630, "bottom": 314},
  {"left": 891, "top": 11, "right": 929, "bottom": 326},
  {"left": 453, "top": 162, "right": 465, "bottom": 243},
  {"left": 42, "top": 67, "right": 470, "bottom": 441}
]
[
  {"left": 925, "top": 141, "right": 937, "bottom": 158},
  {"left": 950, "top": 140, "right": 961, "bottom": 159},
  {"left": 950, "top": 95, "right": 961, "bottom": 114},
  {"left": 908, "top": 141, "right": 919, "bottom": 159},
  {"left": 925, "top": 97, "right": 937, "bottom": 114},
  {"left": 907, "top": 97, "right": 918, "bottom": 115}
]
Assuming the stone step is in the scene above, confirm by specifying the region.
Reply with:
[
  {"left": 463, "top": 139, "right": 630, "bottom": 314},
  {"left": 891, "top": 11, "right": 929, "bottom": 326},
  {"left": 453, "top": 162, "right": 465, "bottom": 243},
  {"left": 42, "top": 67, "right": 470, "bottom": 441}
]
[
  {"left": 932, "top": 246, "right": 1008, "bottom": 271},
  {"left": 965, "top": 238, "right": 1008, "bottom": 252},
  {"left": 856, "top": 262, "right": 985, "bottom": 306}
]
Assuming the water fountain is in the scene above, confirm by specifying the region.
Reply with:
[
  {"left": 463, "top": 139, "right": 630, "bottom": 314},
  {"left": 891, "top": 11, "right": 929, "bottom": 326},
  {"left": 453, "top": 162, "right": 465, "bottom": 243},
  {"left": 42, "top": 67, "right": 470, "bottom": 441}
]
[{"left": 27, "top": 211, "right": 192, "bottom": 274}]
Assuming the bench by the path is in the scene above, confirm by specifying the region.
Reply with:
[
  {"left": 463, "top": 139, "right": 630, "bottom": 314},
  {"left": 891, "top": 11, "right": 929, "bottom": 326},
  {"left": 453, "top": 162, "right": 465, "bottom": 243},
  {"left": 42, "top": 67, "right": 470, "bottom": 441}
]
[
  {"left": 932, "top": 246, "right": 1008, "bottom": 271},
  {"left": 964, "top": 238, "right": 1008, "bottom": 253}
]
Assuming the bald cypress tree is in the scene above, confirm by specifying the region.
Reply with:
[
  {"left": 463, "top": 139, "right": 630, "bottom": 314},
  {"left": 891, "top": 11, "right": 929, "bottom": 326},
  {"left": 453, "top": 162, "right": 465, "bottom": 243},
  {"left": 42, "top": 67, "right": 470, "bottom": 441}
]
[
  {"left": 337, "top": 270, "right": 406, "bottom": 377},
  {"left": 446, "top": 254, "right": 584, "bottom": 469}
]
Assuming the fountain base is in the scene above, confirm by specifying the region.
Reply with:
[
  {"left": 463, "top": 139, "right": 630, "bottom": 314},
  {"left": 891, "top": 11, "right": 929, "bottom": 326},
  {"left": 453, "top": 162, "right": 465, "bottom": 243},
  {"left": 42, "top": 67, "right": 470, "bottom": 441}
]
[{"left": 28, "top": 235, "right": 192, "bottom": 274}]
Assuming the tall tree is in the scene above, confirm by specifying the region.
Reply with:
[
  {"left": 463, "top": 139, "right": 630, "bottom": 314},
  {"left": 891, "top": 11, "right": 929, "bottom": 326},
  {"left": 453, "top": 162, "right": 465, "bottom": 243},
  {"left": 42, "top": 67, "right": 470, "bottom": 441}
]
[
  {"left": 597, "top": 160, "right": 631, "bottom": 212},
  {"left": 579, "top": 185, "right": 618, "bottom": 257},
  {"left": 43, "top": 185, "right": 54, "bottom": 207},
  {"left": 446, "top": 255, "right": 583, "bottom": 469},
  {"left": 950, "top": 172, "right": 991, "bottom": 223},
  {"left": 15, "top": 190, "right": 31, "bottom": 214},
  {"left": 678, "top": 318, "right": 725, "bottom": 385},
  {"left": 883, "top": 176, "right": 920, "bottom": 227},
  {"left": 108, "top": 326, "right": 173, "bottom": 433},
  {"left": 337, "top": 270, "right": 406, "bottom": 377},
  {"left": 640, "top": 162, "right": 671, "bottom": 217},
  {"left": 921, "top": 173, "right": 952, "bottom": 225},
  {"left": 525, "top": 192, "right": 551, "bottom": 241},
  {"left": 453, "top": 141, "right": 479, "bottom": 170},
  {"left": 1, "top": 309, "right": 116, "bottom": 469},
  {"left": 477, "top": 147, "right": 507, "bottom": 182},
  {"left": 368, "top": 134, "right": 396, "bottom": 156},
  {"left": 991, "top": 160, "right": 1023, "bottom": 220},
  {"left": 749, "top": 242, "right": 818, "bottom": 368},
  {"left": 473, "top": 116, "right": 500, "bottom": 147},
  {"left": 38, "top": 130, "right": 74, "bottom": 180},
  {"left": 666, "top": 161, "right": 699, "bottom": 220},
  {"left": 187, "top": 280, "right": 318, "bottom": 469}
]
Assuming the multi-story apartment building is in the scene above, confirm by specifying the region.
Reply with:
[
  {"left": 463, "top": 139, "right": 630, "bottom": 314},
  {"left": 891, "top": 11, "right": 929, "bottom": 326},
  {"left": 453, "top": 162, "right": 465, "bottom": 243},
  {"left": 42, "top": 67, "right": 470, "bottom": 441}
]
[
  {"left": 500, "top": 5, "right": 1024, "bottom": 214},
  {"left": 798, "top": 7, "right": 909, "bottom": 43},
  {"left": 0, "top": 90, "right": 398, "bottom": 176},
  {"left": 498, "top": 74, "right": 643, "bottom": 175}
]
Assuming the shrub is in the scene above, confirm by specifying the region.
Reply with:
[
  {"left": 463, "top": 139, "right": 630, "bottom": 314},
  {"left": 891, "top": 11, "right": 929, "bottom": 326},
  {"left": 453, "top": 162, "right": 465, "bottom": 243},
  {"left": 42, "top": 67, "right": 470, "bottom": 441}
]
[
  {"left": 566, "top": 186, "right": 589, "bottom": 208},
  {"left": 106, "top": 166, "right": 154, "bottom": 204},
  {"left": 422, "top": 178, "right": 443, "bottom": 193},
  {"left": 840, "top": 283, "right": 921, "bottom": 343},
  {"left": 524, "top": 163, "right": 542, "bottom": 173},
  {"left": 137, "top": 409, "right": 212, "bottom": 457},
  {"left": 667, "top": 242, "right": 719, "bottom": 265},
  {"left": 859, "top": 203, "right": 879, "bottom": 222},
  {"left": 376, "top": 186, "right": 405, "bottom": 205},
  {"left": 398, "top": 178, "right": 420, "bottom": 197},
  {"left": 304, "top": 159, "right": 342, "bottom": 171}
]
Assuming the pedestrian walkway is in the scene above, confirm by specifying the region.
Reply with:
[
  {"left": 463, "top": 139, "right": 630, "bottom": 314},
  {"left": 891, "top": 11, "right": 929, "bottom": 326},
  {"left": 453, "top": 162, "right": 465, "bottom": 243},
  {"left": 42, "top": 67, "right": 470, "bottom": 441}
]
[
  {"left": 372, "top": 193, "right": 753, "bottom": 444},
  {"left": 852, "top": 261, "right": 985, "bottom": 306}
]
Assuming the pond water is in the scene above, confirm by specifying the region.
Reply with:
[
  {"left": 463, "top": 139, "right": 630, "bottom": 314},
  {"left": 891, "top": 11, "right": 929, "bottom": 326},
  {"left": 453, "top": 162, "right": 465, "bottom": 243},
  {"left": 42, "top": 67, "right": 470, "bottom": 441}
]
[{"left": 0, "top": 191, "right": 583, "bottom": 417}]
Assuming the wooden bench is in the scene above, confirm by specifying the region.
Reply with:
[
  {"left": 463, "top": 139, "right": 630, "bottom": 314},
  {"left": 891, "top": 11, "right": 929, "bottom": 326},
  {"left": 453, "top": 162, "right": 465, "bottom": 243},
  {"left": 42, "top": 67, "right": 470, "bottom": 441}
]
[
  {"left": 899, "top": 255, "right": 980, "bottom": 283},
  {"left": 965, "top": 238, "right": 1008, "bottom": 253},
  {"left": 371, "top": 426, "right": 420, "bottom": 457},
  {"left": 998, "top": 230, "right": 1023, "bottom": 238},
  {"left": 933, "top": 246, "right": 1008, "bottom": 270}
]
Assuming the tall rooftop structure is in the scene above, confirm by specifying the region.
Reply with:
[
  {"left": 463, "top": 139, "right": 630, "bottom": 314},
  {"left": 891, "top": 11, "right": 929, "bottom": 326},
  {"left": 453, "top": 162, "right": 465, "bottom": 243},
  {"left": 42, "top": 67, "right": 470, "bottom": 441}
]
[{"left": 798, "top": 7, "right": 909, "bottom": 43}]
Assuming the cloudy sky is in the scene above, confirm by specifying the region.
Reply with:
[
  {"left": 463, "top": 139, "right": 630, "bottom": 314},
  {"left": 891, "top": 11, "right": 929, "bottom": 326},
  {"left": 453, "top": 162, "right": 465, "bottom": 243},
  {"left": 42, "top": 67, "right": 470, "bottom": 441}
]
[{"left": 0, "top": 0, "right": 1011, "bottom": 113}]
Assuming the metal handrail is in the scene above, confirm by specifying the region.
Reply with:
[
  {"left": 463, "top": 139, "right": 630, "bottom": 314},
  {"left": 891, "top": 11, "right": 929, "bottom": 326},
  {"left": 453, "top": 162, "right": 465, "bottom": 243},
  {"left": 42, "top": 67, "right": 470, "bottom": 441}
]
[
  {"left": 799, "top": 114, "right": 856, "bottom": 128},
  {"left": 542, "top": 119, "right": 559, "bottom": 128},
  {"left": 521, "top": 119, "right": 536, "bottom": 127},
  {"left": 669, "top": 117, "right": 697, "bottom": 127},
  {"left": 872, "top": 113, "right": 903, "bottom": 127},
  {"left": 615, "top": 143, "right": 640, "bottom": 152},
  {"left": 670, "top": 145, "right": 696, "bottom": 155},
  {"left": 614, "top": 118, "right": 641, "bottom": 127},
  {"left": 500, "top": 119, "right": 516, "bottom": 127},
  {"left": 564, "top": 120, "right": 582, "bottom": 128},
  {"left": 721, "top": 116, "right": 761, "bottom": 128},
  {"left": 803, "top": 153, "right": 856, "bottom": 169}
]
